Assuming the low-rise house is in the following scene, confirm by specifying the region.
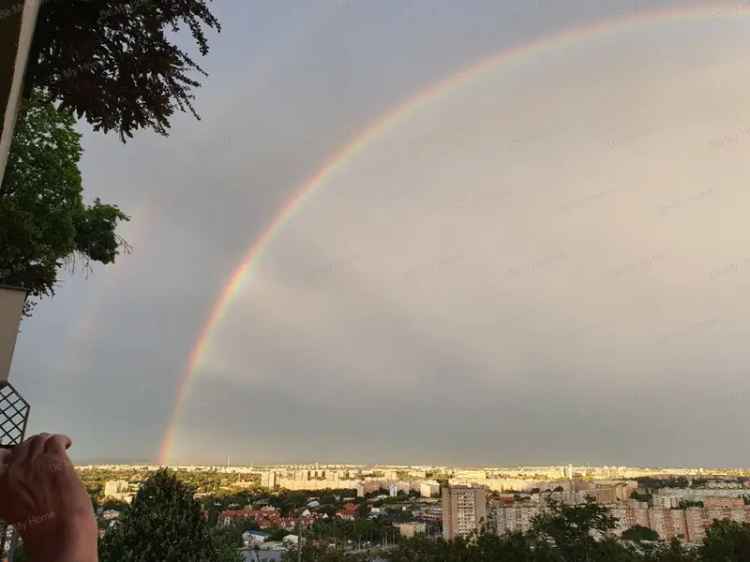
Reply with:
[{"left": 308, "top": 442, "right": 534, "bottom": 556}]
[
  {"left": 336, "top": 503, "right": 359, "bottom": 520},
  {"left": 282, "top": 534, "right": 299, "bottom": 546},
  {"left": 220, "top": 509, "right": 256, "bottom": 527},
  {"left": 242, "top": 530, "right": 270, "bottom": 547},
  {"left": 102, "top": 510, "right": 120, "bottom": 521}
]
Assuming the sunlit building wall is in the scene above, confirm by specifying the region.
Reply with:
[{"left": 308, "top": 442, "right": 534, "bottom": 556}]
[{"left": 442, "top": 485, "right": 488, "bottom": 541}]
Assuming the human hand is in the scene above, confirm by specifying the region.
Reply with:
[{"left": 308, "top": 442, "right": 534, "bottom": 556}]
[{"left": 0, "top": 433, "right": 97, "bottom": 562}]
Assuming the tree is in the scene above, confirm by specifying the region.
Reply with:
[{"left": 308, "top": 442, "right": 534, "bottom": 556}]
[
  {"left": 677, "top": 500, "right": 703, "bottom": 510},
  {"left": 266, "top": 527, "right": 288, "bottom": 542},
  {"left": 281, "top": 543, "right": 366, "bottom": 562},
  {"left": 356, "top": 500, "right": 370, "bottom": 519},
  {"left": 26, "top": 0, "right": 221, "bottom": 141},
  {"left": 100, "top": 498, "right": 131, "bottom": 513},
  {"left": 99, "top": 469, "right": 237, "bottom": 562},
  {"left": 647, "top": 538, "right": 697, "bottom": 562},
  {"left": 0, "top": 91, "right": 129, "bottom": 314},
  {"left": 631, "top": 490, "right": 653, "bottom": 503},
  {"left": 700, "top": 519, "right": 750, "bottom": 562},
  {"left": 529, "top": 499, "right": 628, "bottom": 561},
  {"left": 622, "top": 525, "right": 660, "bottom": 543},
  {"left": 209, "top": 525, "right": 244, "bottom": 562}
]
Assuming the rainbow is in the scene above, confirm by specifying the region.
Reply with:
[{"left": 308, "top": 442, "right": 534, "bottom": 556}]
[{"left": 158, "top": 1, "right": 743, "bottom": 464}]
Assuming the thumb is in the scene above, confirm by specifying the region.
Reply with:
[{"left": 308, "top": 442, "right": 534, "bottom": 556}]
[{"left": 44, "top": 435, "right": 72, "bottom": 457}]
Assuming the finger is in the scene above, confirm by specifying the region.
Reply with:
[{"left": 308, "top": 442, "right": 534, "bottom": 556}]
[
  {"left": 12, "top": 433, "right": 50, "bottom": 466},
  {"left": 28, "top": 433, "right": 51, "bottom": 463},
  {"left": 43, "top": 434, "right": 72, "bottom": 457},
  {"left": 0, "top": 449, "right": 11, "bottom": 480}
]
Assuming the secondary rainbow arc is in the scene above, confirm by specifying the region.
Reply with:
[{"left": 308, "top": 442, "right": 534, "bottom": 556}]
[{"left": 158, "top": 2, "right": 742, "bottom": 464}]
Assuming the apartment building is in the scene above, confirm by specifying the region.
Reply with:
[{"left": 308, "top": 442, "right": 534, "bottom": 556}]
[
  {"left": 442, "top": 485, "right": 488, "bottom": 540},
  {"left": 420, "top": 481, "right": 441, "bottom": 498},
  {"left": 495, "top": 504, "right": 542, "bottom": 534},
  {"left": 496, "top": 499, "right": 750, "bottom": 544}
]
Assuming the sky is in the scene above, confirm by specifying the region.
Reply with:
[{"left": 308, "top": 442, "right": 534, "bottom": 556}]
[{"left": 10, "top": 0, "right": 750, "bottom": 467}]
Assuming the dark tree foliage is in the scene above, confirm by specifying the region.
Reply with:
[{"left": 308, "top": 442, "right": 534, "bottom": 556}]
[
  {"left": 699, "top": 520, "right": 750, "bottom": 562},
  {"left": 389, "top": 533, "right": 559, "bottom": 562},
  {"left": 209, "top": 524, "right": 244, "bottom": 562},
  {"left": 677, "top": 500, "right": 704, "bottom": 510},
  {"left": 309, "top": 517, "right": 393, "bottom": 544},
  {"left": 636, "top": 477, "right": 690, "bottom": 490},
  {"left": 647, "top": 539, "right": 698, "bottom": 562},
  {"left": 529, "top": 498, "right": 621, "bottom": 560},
  {"left": 99, "top": 469, "right": 239, "bottom": 562},
  {"left": 0, "top": 92, "right": 129, "bottom": 314},
  {"left": 281, "top": 543, "right": 368, "bottom": 562},
  {"left": 631, "top": 490, "right": 653, "bottom": 503},
  {"left": 26, "top": 0, "right": 221, "bottom": 141},
  {"left": 383, "top": 516, "right": 750, "bottom": 562},
  {"left": 622, "top": 525, "right": 660, "bottom": 543},
  {"left": 356, "top": 500, "right": 370, "bottom": 518},
  {"left": 385, "top": 536, "right": 471, "bottom": 562}
]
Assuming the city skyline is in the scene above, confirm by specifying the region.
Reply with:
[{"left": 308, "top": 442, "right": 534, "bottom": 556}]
[
  {"left": 10, "top": 0, "right": 750, "bottom": 466},
  {"left": 74, "top": 462, "right": 750, "bottom": 475},
  {"left": 84, "top": 460, "right": 750, "bottom": 548}
]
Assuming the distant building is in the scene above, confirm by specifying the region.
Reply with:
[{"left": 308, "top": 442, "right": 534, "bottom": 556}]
[
  {"left": 655, "top": 487, "right": 750, "bottom": 502},
  {"left": 387, "top": 481, "right": 412, "bottom": 497},
  {"left": 242, "top": 530, "right": 270, "bottom": 547},
  {"left": 495, "top": 498, "right": 750, "bottom": 544},
  {"left": 336, "top": 503, "right": 359, "bottom": 521},
  {"left": 420, "top": 481, "right": 440, "bottom": 498},
  {"left": 103, "top": 480, "right": 134, "bottom": 503},
  {"left": 282, "top": 534, "right": 299, "bottom": 546},
  {"left": 495, "top": 504, "right": 542, "bottom": 535},
  {"left": 221, "top": 509, "right": 257, "bottom": 528},
  {"left": 356, "top": 480, "right": 385, "bottom": 497},
  {"left": 413, "top": 503, "right": 442, "bottom": 523},
  {"left": 442, "top": 485, "right": 488, "bottom": 541},
  {"left": 394, "top": 521, "right": 426, "bottom": 538},
  {"left": 702, "top": 497, "right": 745, "bottom": 509},
  {"left": 261, "top": 471, "right": 278, "bottom": 489},
  {"left": 104, "top": 480, "right": 129, "bottom": 496}
]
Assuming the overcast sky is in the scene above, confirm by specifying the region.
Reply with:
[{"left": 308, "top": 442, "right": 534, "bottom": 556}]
[{"left": 11, "top": 0, "right": 750, "bottom": 467}]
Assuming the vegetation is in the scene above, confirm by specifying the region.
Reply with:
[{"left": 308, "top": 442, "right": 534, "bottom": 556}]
[
  {"left": 527, "top": 499, "right": 624, "bottom": 561},
  {"left": 2, "top": 1, "right": 222, "bottom": 312},
  {"left": 209, "top": 524, "right": 245, "bottom": 562},
  {"left": 622, "top": 525, "right": 660, "bottom": 542},
  {"left": 99, "top": 469, "right": 240, "bottom": 562},
  {"left": 281, "top": 544, "right": 369, "bottom": 562},
  {"left": 0, "top": 92, "right": 129, "bottom": 314},
  {"left": 678, "top": 500, "right": 704, "bottom": 509},
  {"left": 636, "top": 477, "right": 690, "bottom": 490},
  {"left": 263, "top": 488, "right": 355, "bottom": 516},
  {"left": 85, "top": 468, "right": 750, "bottom": 562},
  {"left": 631, "top": 490, "right": 653, "bottom": 503},
  {"left": 384, "top": 505, "right": 750, "bottom": 562},
  {"left": 26, "top": 0, "right": 221, "bottom": 140},
  {"left": 700, "top": 520, "right": 750, "bottom": 562},
  {"left": 308, "top": 518, "right": 398, "bottom": 546}
]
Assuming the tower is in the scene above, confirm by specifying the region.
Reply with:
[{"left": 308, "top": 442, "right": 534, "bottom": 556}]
[{"left": 442, "top": 485, "right": 488, "bottom": 541}]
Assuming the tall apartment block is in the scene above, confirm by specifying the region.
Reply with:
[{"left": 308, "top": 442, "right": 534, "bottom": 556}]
[{"left": 442, "top": 485, "right": 488, "bottom": 540}]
